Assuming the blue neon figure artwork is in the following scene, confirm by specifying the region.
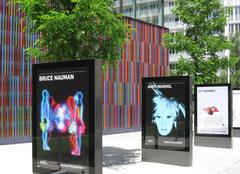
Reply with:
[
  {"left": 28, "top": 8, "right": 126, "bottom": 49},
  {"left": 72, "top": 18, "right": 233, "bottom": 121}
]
[
  {"left": 40, "top": 89, "right": 51, "bottom": 151},
  {"left": 74, "top": 91, "right": 85, "bottom": 156},
  {"left": 151, "top": 83, "right": 186, "bottom": 136}
]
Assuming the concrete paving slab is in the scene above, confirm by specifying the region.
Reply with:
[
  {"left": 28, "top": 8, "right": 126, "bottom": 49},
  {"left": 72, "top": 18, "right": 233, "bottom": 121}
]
[{"left": 1, "top": 131, "right": 240, "bottom": 174}]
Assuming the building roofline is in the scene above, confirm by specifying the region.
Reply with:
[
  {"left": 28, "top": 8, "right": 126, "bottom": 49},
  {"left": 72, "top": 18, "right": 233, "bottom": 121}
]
[{"left": 123, "top": 16, "right": 169, "bottom": 31}]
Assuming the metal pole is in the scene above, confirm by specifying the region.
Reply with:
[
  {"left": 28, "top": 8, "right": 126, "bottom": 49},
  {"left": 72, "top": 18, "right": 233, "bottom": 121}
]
[
  {"left": 134, "top": 0, "right": 137, "bottom": 19},
  {"left": 158, "top": 0, "right": 164, "bottom": 26},
  {"left": 227, "top": 0, "right": 230, "bottom": 83},
  {"left": 120, "top": 0, "right": 123, "bottom": 13},
  {"left": 228, "top": 52, "right": 230, "bottom": 83}
]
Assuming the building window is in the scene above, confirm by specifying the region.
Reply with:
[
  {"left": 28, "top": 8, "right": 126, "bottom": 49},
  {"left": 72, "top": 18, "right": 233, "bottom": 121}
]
[
  {"left": 168, "top": 1, "right": 175, "bottom": 7},
  {"left": 170, "top": 63, "right": 178, "bottom": 70},
  {"left": 113, "top": 0, "right": 164, "bottom": 26},
  {"left": 229, "top": 24, "right": 234, "bottom": 34}
]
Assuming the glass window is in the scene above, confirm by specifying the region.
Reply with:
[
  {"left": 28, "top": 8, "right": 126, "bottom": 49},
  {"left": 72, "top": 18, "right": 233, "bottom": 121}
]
[{"left": 113, "top": 0, "right": 164, "bottom": 26}]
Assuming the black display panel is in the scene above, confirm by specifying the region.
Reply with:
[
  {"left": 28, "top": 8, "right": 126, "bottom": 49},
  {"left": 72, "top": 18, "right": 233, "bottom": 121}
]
[
  {"left": 33, "top": 60, "right": 101, "bottom": 174},
  {"left": 142, "top": 76, "right": 191, "bottom": 152},
  {"left": 195, "top": 84, "right": 232, "bottom": 137}
]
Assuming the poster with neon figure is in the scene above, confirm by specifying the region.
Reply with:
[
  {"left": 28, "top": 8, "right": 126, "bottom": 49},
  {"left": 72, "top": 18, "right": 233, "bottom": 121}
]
[
  {"left": 40, "top": 90, "right": 86, "bottom": 156},
  {"left": 34, "top": 66, "right": 90, "bottom": 170}
]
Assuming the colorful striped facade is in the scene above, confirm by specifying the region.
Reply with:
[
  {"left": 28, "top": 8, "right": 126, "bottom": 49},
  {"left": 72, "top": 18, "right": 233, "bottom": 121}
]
[
  {"left": 0, "top": 0, "right": 38, "bottom": 144},
  {"left": 0, "top": 1, "right": 169, "bottom": 144},
  {"left": 103, "top": 17, "right": 169, "bottom": 130}
]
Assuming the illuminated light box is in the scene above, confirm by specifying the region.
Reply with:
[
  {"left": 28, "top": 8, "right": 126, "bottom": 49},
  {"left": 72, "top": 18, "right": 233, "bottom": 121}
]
[
  {"left": 142, "top": 76, "right": 192, "bottom": 166},
  {"left": 233, "top": 89, "right": 240, "bottom": 129},
  {"left": 194, "top": 84, "right": 232, "bottom": 148},
  {"left": 232, "top": 89, "right": 240, "bottom": 137},
  {"left": 32, "top": 60, "right": 102, "bottom": 174}
]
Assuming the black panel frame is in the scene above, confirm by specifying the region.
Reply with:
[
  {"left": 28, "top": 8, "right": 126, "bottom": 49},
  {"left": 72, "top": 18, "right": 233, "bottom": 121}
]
[
  {"left": 194, "top": 84, "right": 232, "bottom": 138},
  {"left": 194, "top": 84, "right": 232, "bottom": 148},
  {"left": 142, "top": 76, "right": 192, "bottom": 166},
  {"left": 32, "top": 59, "right": 102, "bottom": 174}
]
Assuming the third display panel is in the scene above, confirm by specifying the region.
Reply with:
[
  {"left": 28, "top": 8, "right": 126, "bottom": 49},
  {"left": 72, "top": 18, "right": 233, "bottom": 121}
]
[
  {"left": 233, "top": 89, "right": 240, "bottom": 129},
  {"left": 195, "top": 84, "right": 231, "bottom": 136}
]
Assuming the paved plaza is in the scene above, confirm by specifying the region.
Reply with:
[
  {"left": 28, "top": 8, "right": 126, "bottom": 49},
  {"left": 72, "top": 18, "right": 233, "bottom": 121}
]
[{"left": 1, "top": 131, "right": 240, "bottom": 174}]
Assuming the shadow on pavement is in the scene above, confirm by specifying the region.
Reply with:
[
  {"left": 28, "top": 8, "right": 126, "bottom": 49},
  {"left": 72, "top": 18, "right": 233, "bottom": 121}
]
[{"left": 103, "top": 146, "right": 141, "bottom": 167}]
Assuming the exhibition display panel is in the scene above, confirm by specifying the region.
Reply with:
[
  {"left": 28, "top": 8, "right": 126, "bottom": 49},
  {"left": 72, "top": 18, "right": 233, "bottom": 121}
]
[
  {"left": 142, "top": 76, "right": 192, "bottom": 166},
  {"left": 232, "top": 89, "right": 240, "bottom": 137},
  {"left": 32, "top": 60, "right": 102, "bottom": 174},
  {"left": 194, "top": 84, "right": 232, "bottom": 148},
  {"left": 233, "top": 89, "right": 240, "bottom": 129}
]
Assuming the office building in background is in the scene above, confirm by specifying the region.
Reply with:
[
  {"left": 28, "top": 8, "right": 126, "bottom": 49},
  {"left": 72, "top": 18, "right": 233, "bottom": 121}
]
[
  {"left": 113, "top": 0, "right": 164, "bottom": 26},
  {"left": 114, "top": 0, "right": 240, "bottom": 64}
]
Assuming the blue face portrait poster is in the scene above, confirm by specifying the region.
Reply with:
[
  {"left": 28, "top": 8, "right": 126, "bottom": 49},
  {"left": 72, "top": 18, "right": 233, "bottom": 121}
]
[{"left": 143, "top": 79, "right": 190, "bottom": 151}]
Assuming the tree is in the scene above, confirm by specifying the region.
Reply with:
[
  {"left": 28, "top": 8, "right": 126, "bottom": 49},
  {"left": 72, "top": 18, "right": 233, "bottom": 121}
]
[
  {"left": 16, "top": 0, "right": 129, "bottom": 67},
  {"left": 164, "top": 0, "right": 235, "bottom": 84},
  {"left": 222, "top": 32, "right": 240, "bottom": 88},
  {"left": 230, "top": 32, "right": 240, "bottom": 58},
  {"left": 217, "top": 32, "right": 240, "bottom": 87}
]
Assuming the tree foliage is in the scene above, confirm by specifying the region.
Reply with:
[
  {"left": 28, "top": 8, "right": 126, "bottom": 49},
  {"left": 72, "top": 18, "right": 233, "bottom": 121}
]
[
  {"left": 230, "top": 32, "right": 240, "bottom": 57},
  {"left": 216, "top": 69, "right": 240, "bottom": 88},
  {"left": 164, "top": 0, "right": 235, "bottom": 84},
  {"left": 217, "top": 32, "right": 240, "bottom": 88},
  {"left": 16, "top": 0, "right": 129, "bottom": 67}
]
